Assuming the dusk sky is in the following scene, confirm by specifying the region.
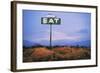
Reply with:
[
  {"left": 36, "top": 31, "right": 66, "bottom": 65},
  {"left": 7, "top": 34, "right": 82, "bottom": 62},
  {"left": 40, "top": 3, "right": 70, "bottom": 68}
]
[{"left": 23, "top": 10, "right": 91, "bottom": 46}]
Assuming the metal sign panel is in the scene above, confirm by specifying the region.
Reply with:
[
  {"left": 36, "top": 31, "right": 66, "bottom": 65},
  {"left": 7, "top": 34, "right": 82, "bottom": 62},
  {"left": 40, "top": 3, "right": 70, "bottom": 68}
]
[{"left": 41, "top": 17, "right": 61, "bottom": 24}]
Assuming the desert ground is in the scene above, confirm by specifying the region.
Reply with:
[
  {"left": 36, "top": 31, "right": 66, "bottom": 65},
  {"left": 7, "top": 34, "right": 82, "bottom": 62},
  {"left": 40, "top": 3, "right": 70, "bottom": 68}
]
[{"left": 23, "top": 46, "right": 91, "bottom": 62}]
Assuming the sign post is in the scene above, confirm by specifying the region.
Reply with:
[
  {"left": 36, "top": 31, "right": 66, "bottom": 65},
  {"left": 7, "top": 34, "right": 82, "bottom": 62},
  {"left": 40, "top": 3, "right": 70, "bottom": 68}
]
[{"left": 41, "top": 15, "right": 61, "bottom": 49}]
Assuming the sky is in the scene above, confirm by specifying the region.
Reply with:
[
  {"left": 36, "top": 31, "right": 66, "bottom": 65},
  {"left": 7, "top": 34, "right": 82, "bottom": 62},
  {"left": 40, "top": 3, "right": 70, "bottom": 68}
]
[{"left": 23, "top": 10, "right": 91, "bottom": 46}]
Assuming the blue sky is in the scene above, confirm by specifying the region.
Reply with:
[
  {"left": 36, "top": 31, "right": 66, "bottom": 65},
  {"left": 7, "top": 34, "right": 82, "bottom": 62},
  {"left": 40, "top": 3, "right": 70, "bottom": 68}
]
[{"left": 23, "top": 10, "right": 91, "bottom": 46}]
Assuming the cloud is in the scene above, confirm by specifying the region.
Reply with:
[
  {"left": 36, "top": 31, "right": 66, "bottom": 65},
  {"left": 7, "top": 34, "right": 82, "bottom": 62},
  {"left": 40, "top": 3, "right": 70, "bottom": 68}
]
[{"left": 33, "top": 30, "right": 85, "bottom": 42}]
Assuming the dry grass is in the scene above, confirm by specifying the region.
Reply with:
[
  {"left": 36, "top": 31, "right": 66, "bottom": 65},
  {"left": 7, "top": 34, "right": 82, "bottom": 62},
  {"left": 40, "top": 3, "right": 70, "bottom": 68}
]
[{"left": 23, "top": 46, "right": 91, "bottom": 62}]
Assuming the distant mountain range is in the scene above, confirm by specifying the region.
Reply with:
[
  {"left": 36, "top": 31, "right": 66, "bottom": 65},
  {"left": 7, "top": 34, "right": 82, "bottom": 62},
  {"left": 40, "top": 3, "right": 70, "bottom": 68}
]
[
  {"left": 23, "top": 39, "right": 91, "bottom": 48},
  {"left": 23, "top": 40, "right": 43, "bottom": 47},
  {"left": 52, "top": 40, "right": 91, "bottom": 47}
]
